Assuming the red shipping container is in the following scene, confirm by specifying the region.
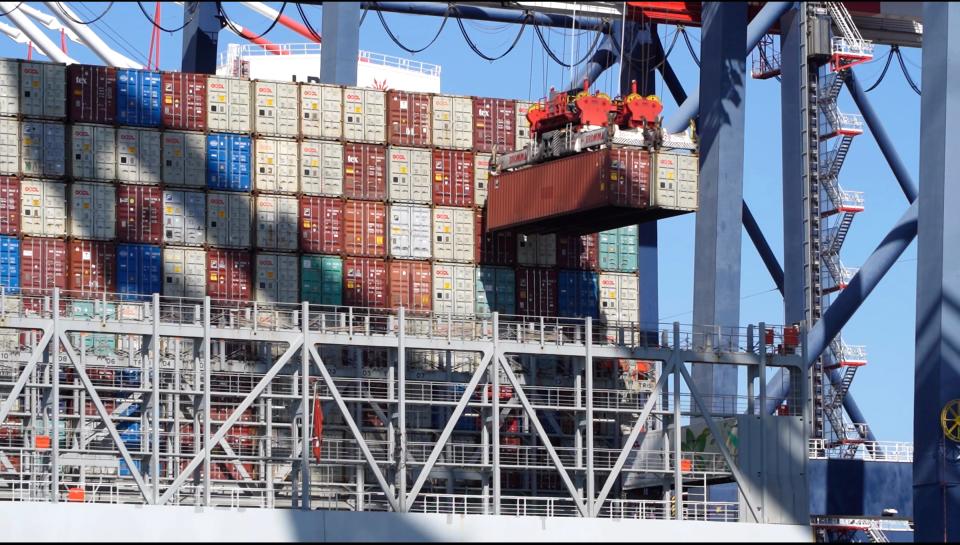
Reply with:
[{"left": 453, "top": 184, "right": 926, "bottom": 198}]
[
  {"left": 343, "top": 257, "right": 387, "bottom": 308},
  {"left": 343, "top": 200, "right": 386, "bottom": 257},
  {"left": 473, "top": 97, "right": 517, "bottom": 153},
  {"left": 387, "top": 90, "right": 431, "bottom": 147},
  {"left": 488, "top": 148, "right": 651, "bottom": 234},
  {"left": 387, "top": 261, "right": 431, "bottom": 312},
  {"left": 0, "top": 176, "right": 19, "bottom": 235},
  {"left": 116, "top": 185, "right": 163, "bottom": 244},
  {"left": 207, "top": 249, "right": 252, "bottom": 301},
  {"left": 343, "top": 143, "right": 387, "bottom": 201},
  {"left": 162, "top": 73, "right": 207, "bottom": 131},
  {"left": 433, "top": 149, "right": 474, "bottom": 207},
  {"left": 20, "top": 237, "right": 67, "bottom": 296},
  {"left": 556, "top": 233, "right": 599, "bottom": 270},
  {"left": 516, "top": 267, "right": 557, "bottom": 317},
  {"left": 299, "top": 196, "right": 344, "bottom": 254},
  {"left": 68, "top": 240, "right": 116, "bottom": 297},
  {"left": 67, "top": 64, "right": 116, "bottom": 124},
  {"left": 475, "top": 208, "right": 515, "bottom": 266}
]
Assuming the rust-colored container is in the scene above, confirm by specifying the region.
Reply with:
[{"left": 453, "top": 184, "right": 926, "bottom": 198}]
[
  {"left": 116, "top": 185, "right": 163, "bottom": 244},
  {"left": 67, "top": 64, "right": 116, "bottom": 124},
  {"left": 343, "top": 257, "right": 387, "bottom": 308},
  {"left": 343, "top": 200, "right": 386, "bottom": 258},
  {"left": 207, "top": 249, "right": 252, "bottom": 301},
  {"left": 387, "top": 260, "right": 431, "bottom": 311},
  {"left": 488, "top": 148, "right": 651, "bottom": 234},
  {"left": 20, "top": 237, "right": 67, "bottom": 295},
  {"left": 473, "top": 97, "right": 516, "bottom": 153},
  {"left": 433, "top": 149, "right": 474, "bottom": 207},
  {"left": 300, "top": 196, "right": 344, "bottom": 254},
  {"left": 557, "top": 233, "right": 599, "bottom": 270},
  {"left": 162, "top": 72, "right": 207, "bottom": 131},
  {"left": 516, "top": 267, "right": 557, "bottom": 317},
  {"left": 0, "top": 176, "right": 19, "bottom": 235},
  {"left": 475, "top": 208, "right": 515, "bottom": 266},
  {"left": 387, "top": 90, "right": 431, "bottom": 147},
  {"left": 68, "top": 240, "right": 116, "bottom": 297},
  {"left": 343, "top": 143, "right": 386, "bottom": 201}
]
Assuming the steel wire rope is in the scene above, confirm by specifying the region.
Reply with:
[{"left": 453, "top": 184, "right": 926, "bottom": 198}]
[
  {"left": 533, "top": 19, "right": 605, "bottom": 68},
  {"left": 76, "top": 2, "right": 148, "bottom": 65},
  {"left": 56, "top": 1, "right": 112, "bottom": 24},
  {"left": 863, "top": 47, "right": 894, "bottom": 92},
  {"left": 219, "top": 1, "right": 287, "bottom": 41},
  {"left": 296, "top": 2, "right": 322, "bottom": 41},
  {"left": 0, "top": 2, "right": 22, "bottom": 16},
  {"left": 453, "top": 6, "right": 527, "bottom": 61},
  {"left": 894, "top": 46, "right": 921, "bottom": 95},
  {"left": 679, "top": 26, "right": 700, "bottom": 68},
  {"left": 372, "top": 2, "right": 448, "bottom": 54},
  {"left": 137, "top": 1, "right": 195, "bottom": 33}
]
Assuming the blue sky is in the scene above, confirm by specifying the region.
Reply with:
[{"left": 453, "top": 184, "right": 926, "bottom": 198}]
[{"left": 0, "top": 3, "right": 922, "bottom": 442}]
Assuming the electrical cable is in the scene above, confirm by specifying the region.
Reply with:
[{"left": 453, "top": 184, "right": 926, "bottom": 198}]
[
  {"left": 863, "top": 47, "right": 894, "bottom": 92},
  {"left": 894, "top": 46, "right": 921, "bottom": 95},
  {"left": 454, "top": 6, "right": 527, "bottom": 61},
  {"left": 137, "top": 1, "right": 195, "bottom": 33},
  {"left": 533, "top": 20, "right": 604, "bottom": 68},
  {"left": 75, "top": 2, "right": 148, "bottom": 65},
  {"left": 219, "top": 1, "right": 286, "bottom": 41},
  {"left": 373, "top": 3, "right": 447, "bottom": 54},
  {"left": 679, "top": 26, "right": 700, "bottom": 68},
  {"left": 56, "top": 1, "right": 112, "bottom": 24},
  {"left": 0, "top": 2, "right": 22, "bottom": 17},
  {"left": 296, "top": 3, "right": 323, "bottom": 42}
]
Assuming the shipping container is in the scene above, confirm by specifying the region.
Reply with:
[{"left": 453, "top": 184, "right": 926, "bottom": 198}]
[
  {"left": 20, "top": 237, "right": 67, "bottom": 295},
  {"left": 475, "top": 209, "right": 515, "bottom": 266},
  {"left": 162, "top": 189, "right": 206, "bottom": 246},
  {"left": 300, "top": 83, "right": 342, "bottom": 140},
  {"left": 0, "top": 60, "right": 17, "bottom": 116},
  {"left": 21, "top": 180, "right": 66, "bottom": 237},
  {"left": 343, "top": 143, "right": 386, "bottom": 201},
  {"left": 473, "top": 154, "right": 492, "bottom": 207},
  {"left": 475, "top": 266, "right": 515, "bottom": 316},
  {"left": 70, "top": 124, "right": 116, "bottom": 181},
  {"left": 161, "top": 72, "right": 206, "bottom": 131},
  {"left": 68, "top": 240, "right": 116, "bottom": 296},
  {"left": 161, "top": 130, "right": 206, "bottom": 187},
  {"left": 432, "top": 95, "right": 473, "bottom": 150},
  {"left": 557, "top": 233, "right": 599, "bottom": 270},
  {"left": 299, "top": 196, "right": 343, "bottom": 255},
  {"left": 301, "top": 254, "right": 342, "bottom": 306},
  {"left": 67, "top": 64, "right": 116, "bottom": 124},
  {"left": 432, "top": 207, "right": 474, "bottom": 263},
  {"left": 517, "top": 233, "right": 556, "bottom": 267},
  {"left": 0, "top": 236, "right": 19, "bottom": 294},
  {"left": 386, "top": 146, "right": 431, "bottom": 204},
  {"left": 344, "top": 200, "right": 386, "bottom": 257},
  {"left": 343, "top": 257, "right": 386, "bottom": 308},
  {"left": 255, "top": 195, "right": 298, "bottom": 251},
  {"left": 20, "top": 61, "right": 66, "bottom": 119},
  {"left": 21, "top": 121, "right": 65, "bottom": 178},
  {"left": 387, "top": 260, "right": 431, "bottom": 311},
  {"left": 432, "top": 149, "right": 473, "bottom": 207},
  {"left": 0, "top": 176, "right": 18, "bottom": 235},
  {"left": 253, "top": 81, "right": 298, "bottom": 137},
  {"left": 342, "top": 87, "right": 385, "bottom": 143},
  {"left": 254, "top": 138, "right": 298, "bottom": 193},
  {"left": 515, "top": 101, "right": 533, "bottom": 150},
  {"left": 599, "top": 272, "right": 639, "bottom": 324},
  {"left": 206, "top": 192, "right": 251, "bottom": 248},
  {"left": 0, "top": 119, "right": 17, "bottom": 175},
  {"left": 300, "top": 140, "right": 343, "bottom": 196},
  {"left": 652, "top": 152, "right": 699, "bottom": 211},
  {"left": 388, "top": 204, "right": 431, "bottom": 260},
  {"left": 116, "top": 243, "right": 161, "bottom": 300},
  {"left": 206, "top": 133, "right": 252, "bottom": 192},
  {"left": 558, "top": 270, "right": 599, "bottom": 319},
  {"left": 116, "top": 69, "right": 162, "bottom": 127},
  {"left": 516, "top": 267, "right": 557, "bottom": 317},
  {"left": 116, "top": 184, "right": 163, "bottom": 244},
  {"left": 255, "top": 253, "right": 298, "bottom": 303},
  {"left": 163, "top": 247, "right": 206, "bottom": 298},
  {"left": 599, "top": 226, "right": 638, "bottom": 272},
  {"left": 206, "top": 76, "right": 251, "bottom": 133},
  {"left": 387, "top": 90, "right": 431, "bottom": 147},
  {"left": 69, "top": 182, "right": 116, "bottom": 240},
  {"left": 207, "top": 249, "right": 252, "bottom": 301},
  {"left": 116, "top": 128, "right": 161, "bottom": 184},
  {"left": 432, "top": 262, "right": 475, "bottom": 316},
  {"left": 473, "top": 97, "right": 516, "bottom": 153}
]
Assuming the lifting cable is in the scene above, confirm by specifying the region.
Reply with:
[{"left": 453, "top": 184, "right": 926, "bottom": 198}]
[
  {"left": 138, "top": 1, "right": 195, "bottom": 33},
  {"left": 679, "top": 26, "right": 700, "bottom": 68},
  {"left": 219, "top": 1, "right": 287, "bottom": 41},
  {"left": 863, "top": 47, "right": 894, "bottom": 92},
  {"left": 57, "top": 1, "right": 112, "bottom": 25},
  {"left": 372, "top": 2, "right": 448, "bottom": 54},
  {"left": 296, "top": 3, "right": 322, "bottom": 42},
  {"left": 533, "top": 19, "right": 605, "bottom": 68},
  {"left": 454, "top": 6, "right": 527, "bottom": 61},
  {"left": 893, "top": 46, "right": 921, "bottom": 95},
  {"left": 0, "top": 2, "right": 22, "bottom": 17}
]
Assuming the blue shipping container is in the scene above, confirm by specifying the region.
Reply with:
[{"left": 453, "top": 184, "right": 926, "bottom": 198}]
[
  {"left": 0, "top": 236, "right": 19, "bottom": 294},
  {"left": 558, "top": 270, "right": 599, "bottom": 319},
  {"left": 476, "top": 266, "right": 515, "bottom": 316},
  {"left": 119, "top": 459, "right": 141, "bottom": 477},
  {"left": 207, "top": 133, "right": 252, "bottom": 191},
  {"left": 599, "top": 226, "right": 639, "bottom": 272},
  {"left": 116, "top": 69, "right": 162, "bottom": 127},
  {"left": 117, "top": 244, "right": 162, "bottom": 300},
  {"left": 119, "top": 422, "right": 141, "bottom": 450}
]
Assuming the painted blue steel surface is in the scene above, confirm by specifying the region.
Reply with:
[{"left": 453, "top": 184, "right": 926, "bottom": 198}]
[
  {"left": 0, "top": 236, "right": 19, "bottom": 294},
  {"left": 807, "top": 459, "right": 913, "bottom": 518},
  {"left": 320, "top": 3, "right": 362, "bottom": 86},
  {"left": 742, "top": 202, "right": 785, "bottom": 294},
  {"left": 116, "top": 244, "right": 162, "bottom": 300},
  {"left": 119, "top": 368, "right": 142, "bottom": 388},
  {"left": 362, "top": 2, "right": 607, "bottom": 32},
  {"left": 599, "top": 226, "right": 638, "bottom": 272},
  {"left": 476, "top": 266, "right": 515, "bottom": 316},
  {"left": 180, "top": 2, "right": 221, "bottom": 74},
  {"left": 119, "top": 459, "right": 141, "bottom": 477},
  {"left": 207, "top": 134, "right": 252, "bottom": 191},
  {"left": 557, "top": 270, "right": 599, "bottom": 319},
  {"left": 119, "top": 422, "right": 141, "bottom": 450},
  {"left": 116, "top": 69, "right": 162, "bottom": 127}
]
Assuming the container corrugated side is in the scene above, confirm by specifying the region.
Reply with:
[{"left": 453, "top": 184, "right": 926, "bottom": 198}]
[
  {"left": 162, "top": 247, "right": 206, "bottom": 298},
  {"left": 431, "top": 95, "right": 473, "bottom": 150},
  {"left": 206, "top": 77, "right": 251, "bottom": 133},
  {"left": 116, "top": 243, "right": 161, "bottom": 300},
  {"left": 20, "top": 237, "right": 67, "bottom": 295},
  {"left": 116, "top": 69, "right": 162, "bottom": 127},
  {"left": 206, "top": 133, "right": 252, "bottom": 191},
  {"left": 255, "top": 253, "right": 298, "bottom": 303},
  {"left": 652, "top": 152, "right": 698, "bottom": 211},
  {"left": 432, "top": 207, "right": 474, "bottom": 263},
  {"left": 0, "top": 235, "right": 18, "bottom": 293},
  {"left": 517, "top": 233, "right": 556, "bottom": 267},
  {"left": 599, "top": 226, "right": 638, "bottom": 272},
  {"left": 0, "top": 60, "right": 18, "bottom": 117},
  {"left": 161, "top": 131, "right": 206, "bottom": 187},
  {"left": 163, "top": 189, "right": 206, "bottom": 246},
  {"left": 207, "top": 192, "right": 251, "bottom": 248},
  {"left": 516, "top": 267, "right": 557, "bottom": 317},
  {"left": 557, "top": 233, "right": 599, "bottom": 270},
  {"left": 343, "top": 257, "right": 387, "bottom": 308},
  {"left": 68, "top": 240, "right": 116, "bottom": 296},
  {"left": 299, "top": 196, "right": 343, "bottom": 254},
  {"left": 474, "top": 154, "right": 492, "bottom": 207},
  {"left": 344, "top": 200, "right": 387, "bottom": 257},
  {"left": 432, "top": 262, "right": 476, "bottom": 316},
  {"left": 473, "top": 97, "right": 516, "bottom": 153},
  {"left": 117, "top": 184, "right": 163, "bottom": 244},
  {"left": 21, "top": 180, "right": 66, "bottom": 237},
  {"left": 387, "top": 146, "right": 431, "bottom": 204},
  {"left": 68, "top": 64, "right": 116, "bottom": 124},
  {"left": 599, "top": 272, "right": 639, "bottom": 324},
  {"left": 20, "top": 61, "right": 66, "bottom": 119},
  {"left": 70, "top": 124, "right": 116, "bottom": 181},
  {"left": 117, "top": 128, "right": 161, "bottom": 184},
  {"left": 301, "top": 254, "right": 342, "bottom": 305},
  {"left": 69, "top": 182, "right": 116, "bottom": 240},
  {"left": 0, "top": 119, "right": 17, "bottom": 175},
  {"left": 475, "top": 266, "right": 514, "bottom": 316},
  {"left": 387, "top": 90, "right": 431, "bottom": 147},
  {"left": 388, "top": 260, "right": 431, "bottom": 311},
  {"left": 558, "top": 270, "right": 599, "bottom": 319},
  {"left": 343, "top": 87, "right": 385, "bottom": 143},
  {"left": 476, "top": 208, "right": 515, "bottom": 266},
  {"left": 300, "top": 83, "right": 342, "bottom": 140},
  {"left": 432, "top": 149, "right": 473, "bottom": 207},
  {"left": 255, "top": 138, "right": 299, "bottom": 193},
  {"left": 253, "top": 81, "right": 299, "bottom": 137},
  {"left": 161, "top": 72, "right": 207, "bottom": 131},
  {"left": 255, "top": 195, "right": 298, "bottom": 251},
  {"left": 207, "top": 249, "right": 252, "bottom": 301},
  {"left": 21, "top": 121, "right": 65, "bottom": 178},
  {"left": 300, "top": 140, "right": 343, "bottom": 196},
  {"left": 515, "top": 101, "right": 533, "bottom": 150},
  {"left": 343, "top": 143, "right": 386, "bottom": 201},
  {"left": 0, "top": 176, "right": 19, "bottom": 235},
  {"left": 388, "top": 203, "right": 431, "bottom": 260}
]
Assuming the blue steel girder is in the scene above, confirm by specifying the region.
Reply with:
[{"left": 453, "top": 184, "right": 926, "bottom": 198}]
[
  {"left": 320, "top": 2, "right": 362, "bottom": 86},
  {"left": 180, "top": 1, "right": 222, "bottom": 74}
]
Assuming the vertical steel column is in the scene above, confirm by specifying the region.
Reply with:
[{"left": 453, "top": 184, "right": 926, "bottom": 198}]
[
  {"left": 397, "top": 307, "right": 407, "bottom": 512},
  {"left": 180, "top": 2, "right": 221, "bottom": 74},
  {"left": 202, "top": 297, "right": 211, "bottom": 506},
  {"left": 914, "top": 3, "right": 960, "bottom": 540},
  {"left": 691, "top": 2, "right": 747, "bottom": 413},
  {"left": 301, "top": 301, "right": 311, "bottom": 509},
  {"left": 491, "top": 313, "right": 501, "bottom": 515},
  {"left": 672, "top": 327, "right": 682, "bottom": 520},
  {"left": 585, "top": 317, "right": 594, "bottom": 517},
  {"left": 151, "top": 293, "right": 161, "bottom": 503},
  {"left": 320, "top": 2, "right": 361, "bottom": 86},
  {"left": 51, "top": 288, "right": 59, "bottom": 502}
]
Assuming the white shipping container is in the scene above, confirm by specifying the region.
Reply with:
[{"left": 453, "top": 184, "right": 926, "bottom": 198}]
[
  {"left": 389, "top": 204, "right": 431, "bottom": 260},
  {"left": 599, "top": 272, "right": 639, "bottom": 324},
  {"left": 117, "top": 128, "right": 161, "bottom": 184},
  {"left": 0, "top": 118, "right": 17, "bottom": 175},
  {"left": 678, "top": 154, "right": 698, "bottom": 210},
  {"left": 253, "top": 81, "right": 299, "bottom": 137},
  {"left": 474, "top": 153, "right": 491, "bottom": 207},
  {"left": 432, "top": 207, "right": 475, "bottom": 263},
  {"left": 299, "top": 140, "right": 343, "bottom": 196},
  {"left": 515, "top": 101, "right": 534, "bottom": 150},
  {"left": 387, "top": 146, "right": 431, "bottom": 204},
  {"left": 300, "top": 83, "right": 342, "bottom": 139},
  {"left": 70, "top": 125, "right": 116, "bottom": 181},
  {"left": 21, "top": 121, "right": 65, "bottom": 178},
  {"left": 432, "top": 262, "right": 476, "bottom": 316},
  {"left": 255, "top": 138, "right": 299, "bottom": 193},
  {"left": 207, "top": 76, "right": 252, "bottom": 133},
  {"left": 207, "top": 192, "right": 252, "bottom": 248},
  {"left": 432, "top": 95, "right": 473, "bottom": 150},
  {"left": 20, "top": 179, "right": 66, "bottom": 237},
  {"left": 255, "top": 253, "right": 299, "bottom": 303},
  {"left": 255, "top": 195, "right": 298, "bottom": 251},
  {"left": 20, "top": 62, "right": 66, "bottom": 119},
  {"left": 517, "top": 233, "right": 556, "bottom": 267},
  {"left": 0, "top": 60, "right": 18, "bottom": 116},
  {"left": 162, "top": 131, "right": 206, "bottom": 187},
  {"left": 69, "top": 182, "right": 116, "bottom": 240},
  {"left": 163, "top": 247, "right": 206, "bottom": 298},
  {"left": 343, "top": 87, "right": 385, "bottom": 143},
  {"left": 163, "top": 190, "right": 206, "bottom": 246}
]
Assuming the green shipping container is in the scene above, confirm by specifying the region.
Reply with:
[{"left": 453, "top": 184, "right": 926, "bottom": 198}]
[
  {"left": 301, "top": 255, "right": 343, "bottom": 306},
  {"left": 476, "top": 266, "right": 516, "bottom": 316},
  {"left": 69, "top": 301, "right": 118, "bottom": 354},
  {"left": 599, "top": 225, "right": 638, "bottom": 273}
]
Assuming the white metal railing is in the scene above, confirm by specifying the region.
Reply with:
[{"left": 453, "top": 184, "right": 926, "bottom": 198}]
[
  {"left": 822, "top": 104, "right": 865, "bottom": 134},
  {"left": 829, "top": 35, "right": 875, "bottom": 59},
  {"left": 217, "top": 43, "right": 442, "bottom": 77},
  {"left": 809, "top": 439, "right": 912, "bottom": 462}
]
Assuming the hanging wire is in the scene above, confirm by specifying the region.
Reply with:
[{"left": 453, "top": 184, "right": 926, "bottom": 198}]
[
  {"left": 56, "top": 1, "right": 112, "bottom": 24},
  {"left": 894, "top": 46, "right": 921, "bottom": 95},
  {"left": 616, "top": 1, "right": 626, "bottom": 92},
  {"left": 527, "top": 26, "right": 535, "bottom": 100},
  {"left": 219, "top": 1, "right": 287, "bottom": 41},
  {"left": 373, "top": 3, "right": 448, "bottom": 54},
  {"left": 533, "top": 21, "right": 604, "bottom": 68},
  {"left": 679, "top": 26, "right": 700, "bottom": 68},
  {"left": 454, "top": 7, "right": 527, "bottom": 61},
  {"left": 296, "top": 3, "right": 323, "bottom": 41},
  {"left": 0, "top": 2, "right": 22, "bottom": 16},
  {"left": 76, "top": 3, "right": 148, "bottom": 65},
  {"left": 138, "top": 1, "right": 195, "bottom": 33},
  {"left": 863, "top": 47, "right": 895, "bottom": 92}
]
